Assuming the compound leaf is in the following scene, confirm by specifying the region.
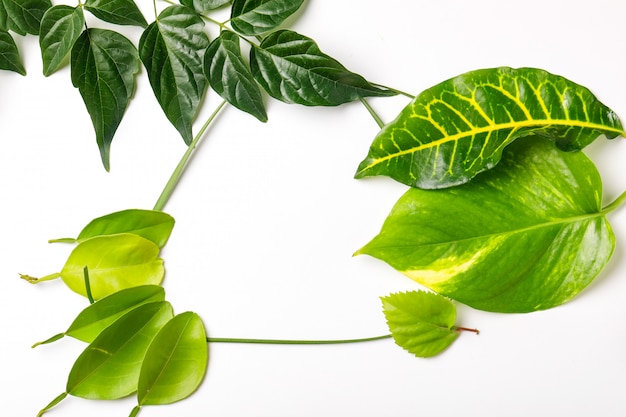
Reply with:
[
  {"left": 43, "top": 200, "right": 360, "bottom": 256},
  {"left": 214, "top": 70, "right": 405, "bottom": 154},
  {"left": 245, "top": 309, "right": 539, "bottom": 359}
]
[
  {"left": 84, "top": 0, "right": 147, "bottom": 28},
  {"left": 39, "top": 5, "right": 84, "bottom": 76},
  {"left": 230, "top": 0, "right": 304, "bottom": 36},
  {"left": 0, "top": 29, "right": 24, "bottom": 74},
  {"left": 0, "top": 0, "right": 51, "bottom": 35}
]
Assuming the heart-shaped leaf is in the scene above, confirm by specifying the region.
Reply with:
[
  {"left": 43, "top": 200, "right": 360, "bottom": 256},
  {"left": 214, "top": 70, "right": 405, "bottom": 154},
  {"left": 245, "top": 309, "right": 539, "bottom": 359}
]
[
  {"left": 39, "top": 5, "right": 84, "bottom": 76},
  {"left": 84, "top": 0, "right": 147, "bottom": 28},
  {"left": 180, "top": 0, "right": 231, "bottom": 13},
  {"left": 230, "top": 0, "right": 304, "bottom": 36},
  {"left": 0, "top": 0, "right": 51, "bottom": 35},
  {"left": 356, "top": 137, "right": 616, "bottom": 313},
  {"left": 355, "top": 67, "right": 625, "bottom": 189},
  {"left": 250, "top": 29, "right": 396, "bottom": 106},
  {"left": 0, "top": 29, "right": 24, "bottom": 74}
]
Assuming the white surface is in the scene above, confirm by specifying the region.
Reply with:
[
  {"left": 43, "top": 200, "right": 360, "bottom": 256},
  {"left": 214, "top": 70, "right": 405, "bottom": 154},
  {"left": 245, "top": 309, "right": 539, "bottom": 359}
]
[{"left": 2, "top": 1, "right": 626, "bottom": 416}]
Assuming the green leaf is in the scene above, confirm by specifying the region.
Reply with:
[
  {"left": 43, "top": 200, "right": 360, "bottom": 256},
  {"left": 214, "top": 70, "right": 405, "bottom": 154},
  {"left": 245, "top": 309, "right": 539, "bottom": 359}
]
[
  {"left": 39, "top": 5, "right": 84, "bottom": 76},
  {"left": 67, "top": 301, "right": 174, "bottom": 400},
  {"left": 137, "top": 312, "right": 208, "bottom": 406},
  {"left": 230, "top": 0, "right": 304, "bottom": 36},
  {"left": 382, "top": 291, "right": 461, "bottom": 357},
  {"left": 180, "top": 0, "right": 231, "bottom": 13},
  {"left": 60, "top": 233, "right": 165, "bottom": 300},
  {"left": 71, "top": 28, "right": 140, "bottom": 171},
  {"left": 250, "top": 30, "right": 395, "bottom": 106},
  {"left": 0, "top": 29, "right": 24, "bottom": 74},
  {"left": 84, "top": 0, "right": 147, "bottom": 28},
  {"left": 356, "top": 137, "right": 615, "bottom": 313},
  {"left": 205, "top": 30, "right": 267, "bottom": 122},
  {"left": 139, "top": 5, "right": 210, "bottom": 145},
  {"left": 0, "top": 0, "right": 51, "bottom": 35},
  {"left": 354, "top": 67, "right": 625, "bottom": 189}
]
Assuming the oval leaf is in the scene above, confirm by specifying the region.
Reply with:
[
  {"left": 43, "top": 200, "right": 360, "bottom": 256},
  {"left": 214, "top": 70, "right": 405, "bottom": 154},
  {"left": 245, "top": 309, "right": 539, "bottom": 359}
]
[
  {"left": 205, "top": 30, "right": 267, "bottom": 121},
  {"left": 356, "top": 137, "right": 615, "bottom": 313},
  {"left": 249, "top": 29, "right": 396, "bottom": 106},
  {"left": 0, "top": 29, "right": 24, "bottom": 74},
  {"left": 84, "top": 0, "right": 147, "bottom": 28},
  {"left": 0, "top": 0, "right": 51, "bottom": 35},
  {"left": 71, "top": 28, "right": 140, "bottom": 171},
  {"left": 39, "top": 5, "right": 84, "bottom": 76},
  {"left": 230, "top": 0, "right": 304, "bottom": 36},
  {"left": 139, "top": 5, "right": 210, "bottom": 145},
  {"left": 355, "top": 67, "right": 625, "bottom": 189},
  {"left": 180, "top": 0, "right": 231, "bottom": 13}
]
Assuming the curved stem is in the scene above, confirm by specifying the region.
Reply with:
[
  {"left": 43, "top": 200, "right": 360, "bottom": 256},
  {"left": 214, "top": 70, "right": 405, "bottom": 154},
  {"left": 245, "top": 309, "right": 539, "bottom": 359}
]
[
  {"left": 207, "top": 334, "right": 392, "bottom": 345},
  {"left": 360, "top": 98, "right": 385, "bottom": 128},
  {"left": 602, "top": 189, "right": 626, "bottom": 214}
]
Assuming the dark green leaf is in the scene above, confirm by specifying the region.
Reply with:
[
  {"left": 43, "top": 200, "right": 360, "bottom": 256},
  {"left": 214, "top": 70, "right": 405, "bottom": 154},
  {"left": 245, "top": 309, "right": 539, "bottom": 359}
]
[
  {"left": 0, "top": 0, "right": 51, "bottom": 35},
  {"left": 139, "top": 5, "right": 210, "bottom": 145},
  {"left": 39, "top": 5, "right": 84, "bottom": 76},
  {"left": 0, "top": 29, "right": 24, "bottom": 74},
  {"left": 355, "top": 67, "right": 625, "bottom": 189},
  {"left": 250, "top": 30, "right": 395, "bottom": 106},
  {"left": 84, "top": 0, "right": 147, "bottom": 28},
  {"left": 205, "top": 30, "right": 267, "bottom": 121},
  {"left": 180, "top": 0, "right": 231, "bottom": 13},
  {"left": 230, "top": 0, "right": 304, "bottom": 36},
  {"left": 71, "top": 28, "right": 140, "bottom": 171},
  {"left": 356, "top": 137, "right": 615, "bottom": 313}
]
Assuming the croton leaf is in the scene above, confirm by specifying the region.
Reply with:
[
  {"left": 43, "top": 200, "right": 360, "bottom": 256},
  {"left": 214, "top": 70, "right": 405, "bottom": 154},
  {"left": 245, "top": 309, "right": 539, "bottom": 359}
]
[
  {"left": 180, "top": 0, "right": 231, "bottom": 13},
  {"left": 0, "top": 29, "right": 24, "bottom": 74},
  {"left": 356, "top": 137, "right": 616, "bottom": 313},
  {"left": 355, "top": 67, "right": 625, "bottom": 189},
  {"left": 71, "top": 28, "right": 140, "bottom": 171},
  {"left": 230, "top": 0, "right": 304, "bottom": 36},
  {"left": 39, "top": 5, "right": 84, "bottom": 76},
  {"left": 205, "top": 30, "right": 267, "bottom": 122},
  {"left": 139, "top": 5, "right": 210, "bottom": 145},
  {"left": 0, "top": 0, "right": 51, "bottom": 36},
  {"left": 250, "top": 29, "right": 396, "bottom": 106},
  {"left": 84, "top": 0, "right": 147, "bottom": 28}
]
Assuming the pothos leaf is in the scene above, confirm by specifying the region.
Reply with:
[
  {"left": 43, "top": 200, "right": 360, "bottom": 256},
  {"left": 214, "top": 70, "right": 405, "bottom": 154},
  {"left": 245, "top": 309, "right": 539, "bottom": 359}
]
[
  {"left": 0, "top": 29, "right": 24, "bottom": 74},
  {"left": 382, "top": 291, "right": 461, "bottom": 358},
  {"left": 250, "top": 30, "right": 396, "bottom": 106},
  {"left": 205, "top": 30, "right": 267, "bottom": 122},
  {"left": 230, "top": 0, "right": 304, "bottom": 36},
  {"left": 356, "top": 137, "right": 615, "bottom": 313},
  {"left": 83, "top": 0, "right": 147, "bottom": 28},
  {"left": 139, "top": 5, "right": 210, "bottom": 145},
  {"left": 0, "top": 0, "right": 51, "bottom": 36},
  {"left": 180, "top": 0, "right": 231, "bottom": 13},
  {"left": 355, "top": 67, "right": 625, "bottom": 189},
  {"left": 71, "top": 28, "right": 140, "bottom": 171},
  {"left": 39, "top": 5, "right": 84, "bottom": 76}
]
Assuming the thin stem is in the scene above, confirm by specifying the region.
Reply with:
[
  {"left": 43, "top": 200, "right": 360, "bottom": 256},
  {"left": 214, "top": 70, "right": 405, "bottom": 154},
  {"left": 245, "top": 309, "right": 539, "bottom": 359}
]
[
  {"left": 372, "top": 83, "right": 415, "bottom": 99},
  {"left": 360, "top": 98, "right": 385, "bottom": 128},
  {"left": 207, "top": 334, "right": 392, "bottom": 345},
  {"left": 455, "top": 326, "right": 480, "bottom": 335},
  {"left": 83, "top": 266, "right": 94, "bottom": 304},
  {"left": 602, "top": 189, "right": 626, "bottom": 214},
  {"left": 153, "top": 100, "right": 228, "bottom": 212}
]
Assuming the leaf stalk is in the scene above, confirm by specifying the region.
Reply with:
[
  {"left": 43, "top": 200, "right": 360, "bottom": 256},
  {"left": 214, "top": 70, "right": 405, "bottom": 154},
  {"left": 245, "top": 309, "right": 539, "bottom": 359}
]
[{"left": 206, "top": 334, "right": 392, "bottom": 345}]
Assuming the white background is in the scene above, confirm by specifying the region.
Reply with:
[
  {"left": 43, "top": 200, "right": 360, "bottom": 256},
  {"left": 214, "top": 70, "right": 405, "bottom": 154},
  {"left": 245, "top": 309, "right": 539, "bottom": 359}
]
[{"left": 3, "top": 1, "right": 626, "bottom": 416}]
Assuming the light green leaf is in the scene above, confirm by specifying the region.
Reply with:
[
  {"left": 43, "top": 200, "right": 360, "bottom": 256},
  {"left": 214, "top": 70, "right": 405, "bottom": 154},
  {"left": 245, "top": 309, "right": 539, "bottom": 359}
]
[
  {"left": 180, "top": 0, "right": 231, "bottom": 13},
  {"left": 356, "top": 137, "right": 615, "bottom": 313},
  {"left": 355, "top": 67, "right": 625, "bottom": 189},
  {"left": 139, "top": 5, "right": 210, "bottom": 145},
  {"left": 84, "top": 0, "right": 147, "bottom": 28},
  {"left": 0, "top": 29, "right": 24, "bottom": 74},
  {"left": 250, "top": 30, "right": 395, "bottom": 106},
  {"left": 230, "top": 0, "right": 304, "bottom": 36},
  {"left": 382, "top": 291, "right": 461, "bottom": 358},
  {"left": 205, "top": 30, "right": 267, "bottom": 122},
  {"left": 0, "top": 0, "right": 51, "bottom": 36},
  {"left": 71, "top": 28, "right": 140, "bottom": 171},
  {"left": 60, "top": 233, "right": 165, "bottom": 300},
  {"left": 39, "top": 5, "right": 84, "bottom": 76}
]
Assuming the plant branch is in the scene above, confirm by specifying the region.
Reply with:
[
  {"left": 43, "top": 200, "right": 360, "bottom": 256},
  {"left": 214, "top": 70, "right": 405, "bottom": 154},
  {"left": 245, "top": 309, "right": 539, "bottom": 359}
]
[
  {"left": 207, "top": 334, "right": 392, "bottom": 345},
  {"left": 360, "top": 98, "right": 385, "bottom": 128},
  {"left": 602, "top": 189, "right": 626, "bottom": 214}
]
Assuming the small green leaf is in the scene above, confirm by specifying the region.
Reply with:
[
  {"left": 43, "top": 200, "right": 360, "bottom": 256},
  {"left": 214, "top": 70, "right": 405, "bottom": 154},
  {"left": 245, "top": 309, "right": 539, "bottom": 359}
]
[
  {"left": 71, "top": 28, "right": 140, "bottom": 171},
  {"left": 39, "top": 5, "right": 84, "bottom": 76},
  {"left": 84, "top": 0, "right": 147, "bottom": 28},
  {"left": 230, "top": 0, "right": 304, "bottom": 36},
  {"left": 0, "top": 29, "right": 24, "bottom": 74},
  {"left": 60, "top": 233, "right": 165, "bottom": 300},
  {"left": 0, "top": 0, "right": 51, "bottom": 35},
  {"left": 205, "top": 30, "right": 267, "bottom": 121},
  {"left": 180, "top": 0, "right": 231, "bottom": 13},
  {"left": 139, "top": 5, "right": 210, "bottom": 145},
  {"left": 355, "top": 67, "right": 625, "bottom": 189},
  {"left": 382, "top": 291, "right": 461, "bottom": 358},
  {"left": 357, "top": 137, "right": 615, "bottom": 313},
  {"left": 250, "top": 30, "right": 395, "bottom": 106}
]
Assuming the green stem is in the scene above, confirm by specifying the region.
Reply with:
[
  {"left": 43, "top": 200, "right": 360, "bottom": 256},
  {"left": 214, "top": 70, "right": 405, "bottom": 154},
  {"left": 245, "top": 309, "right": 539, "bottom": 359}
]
[
  {"left": 153, "top": 100, "right": 228, "bottom": 212},
  {"left": 360, "top": 98, "right": 385, "bottom": 129},
  {"left": 372, "top": 83, "right": 415, "bottom": 99},
  {"left": 19, "top": 272, "right": 60, "bottom": 284},
  {"left": 207, "top": 334, "right": 392, "bottom": 345},
  {"left": 602, "top": 189, "right": 626, "bottom": 214},
  {"left": 37, "top": 392, "right": 67, "bottom": 417},
  {"left": 83, "top": 266, "right": 94, "bottom": 304}
]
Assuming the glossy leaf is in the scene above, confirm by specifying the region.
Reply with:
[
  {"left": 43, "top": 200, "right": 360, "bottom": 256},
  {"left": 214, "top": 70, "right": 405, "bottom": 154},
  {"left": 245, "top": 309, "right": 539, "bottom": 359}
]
[
  {"left": 355, "top": 67, "right": 625, "bottom": 189},
  {"left": 180, "top": 0, "right": 231, "bottom": 13},
  {"left": 356, "top": 137, "right": 615, "bottom": 313},
  {"left": 382, "top": 291, "right": 460, "bottom": 357},
  {"left": 139, "top": 5, "right": 210, "bottom": 145},
  {"left": 205, "top": 30, "right": 267, "bottom": 121},
  {"left": 0, "top": 0, "right": 51, "bottom": 36},
  {"left": 67, "top": 301, "right": 174, "bottom": 400},
  {"left": 84, "top": 0, "right": 147, "bottom": 28},
  {"left": 39, "top": 5, "right": 84, "bottom": 76},
  {"left": 250, "top": 30, "right": 395, "bottom": 106},
  {"left": 60, "top": 233, "right": 165, "bottom": 300},
  {"left": 137, "top": 312, "right": 208, "bottom": 406},
  {"left": 71, "top": 28, "right": 140, "bottom": 171},
  {"left": 230, "top": 0, "right": 304, "bottom": 36},
  {"left": 0, "top": 29, "right": 24, "bottom": 74}
]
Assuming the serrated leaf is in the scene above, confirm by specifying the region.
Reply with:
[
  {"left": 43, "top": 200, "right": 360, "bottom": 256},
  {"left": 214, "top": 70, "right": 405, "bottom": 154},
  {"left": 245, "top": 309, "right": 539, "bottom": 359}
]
[
  {"left": 0, "top": 29, "right": 24, "bottom": 74},
  {"left": 139, "top": 5, "right": 210, "bottom": 145},
  {"left": 0, "top": 0, "right": 51, "bottom": 35},
  {"left": 39, "top": 5, "right": 84, "bottom": 76},
  {"left": 355, "top": 67, "right": 625, "bottom": 189},
  {"left": 230, "top": 0, "right": 304, "bottom": 36},
  {"left": 250, "top": 29, "right": 395, "bottom": 106},
  {"left": 180, "top": 0, "right": 231, "bottom": 13},
  {"left": 205, "top": 30, "right": 267, "bottom": 121},
  {"left": 356, "top": 137, "right": 615, "bottom": 313},
  {"left": 84, "top": 0, "right": 147, "bottom": 28},
  {"left": 382, "top": 291, "right": 460, "bottom": 358},
  {"left": 71, "top": 28, "right": 140, "bottom": 171}
]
